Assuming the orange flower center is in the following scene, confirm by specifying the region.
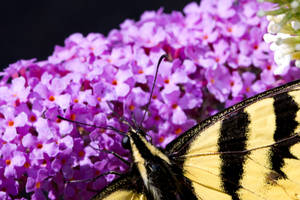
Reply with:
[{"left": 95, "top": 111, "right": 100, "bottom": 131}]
[
  {"left": 49, "top": 96, "right": 55, "bottom": 101},
  {"left": 112, "top": 80, "right": 118, "bottom": 85},
  {"left": 95, "top": 170, "right": 101, "bottom": 176},
  {"left": 5, "top": 159, "right": 11, "bottom": 165},
  {"left": 78, "top": 150, "right": 85, "bottom": 158},
  {"left": 35, "top": 182, "right": 41, "bottom": 189},
  {"left": 172, "top": 104, "right": 178, "bottom": 109},
  {"left": 56, "top": 118, "right": 62, "bottom": 123},
  {"left": 70, "top": 114, "right": 76, "bottom": 121},
  {"left": 99, "top": 128, "right": 106, "bottom": 133},
  {"left": 129, "top": 105, "right": 135, "bottom": 111},
  {"left": 14, "top": 99, "right": 20, "bottom": 107},
  {"left": 61, "top": 158, "right": 66, "bottom": 165},
  {"left": 8, "top": 121, "right": 14, "bottom": 127},
  {"left": 175, "top": 128, "right": 182, "bottom": 135},
  {"left": 30, "top": 115, "right": 37, "bottom": 122},
  {"left": 154, "top": 115, "right": 160, "bottom": 121},
  {"left": 158, "top": 136, "right": 164, "bottom": 143},
  {"left": 24, "top": 162, "right": 30, "bottom": 168}
]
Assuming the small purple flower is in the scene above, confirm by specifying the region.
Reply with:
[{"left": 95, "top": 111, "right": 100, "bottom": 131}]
[
  {"left": 205, "top": 65, "right": 231, "bottom": 103},
  {"left": 0, "top": 1, "right": 299, "bottom": 199},
  {"left": 217, "top": 0, "right": 235, "bottom": 19},
  {"left": 160, "top": 91, "right": 187, "bottom": 125},
  {"left": 194, "top": 13, "right": 219, "bottom": 46},
  {"left": 205, "top": 39, "right": 230, "bottom": 66},
  {"left": 1, "top": 106, "right": 27, "bottom": 142},
  {"left": 240, "top": 72, "right": 257, "bottom": 98},
  {"left": 230, "top": 71, "right": 243, "bottom": 98}
]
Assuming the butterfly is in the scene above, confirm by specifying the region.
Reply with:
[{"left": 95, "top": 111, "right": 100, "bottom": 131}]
[{"left": 87, "top": 55, "right": 300, "bottom": 200}]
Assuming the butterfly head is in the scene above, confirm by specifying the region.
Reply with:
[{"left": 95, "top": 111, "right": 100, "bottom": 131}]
[
  {"left": 121, "top": 134, "right": 131, "bottom": 150},
  {"left": 122, "top": 128, "right": 151, "bottom": 150}
]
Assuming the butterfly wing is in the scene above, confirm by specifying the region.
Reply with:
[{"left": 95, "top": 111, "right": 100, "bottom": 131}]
[
  {"left": 91, "top": 173, "right": 147, "bottom": 200},
  {"left": 166, "top": 80, "right": 300, "bottom": 200}
]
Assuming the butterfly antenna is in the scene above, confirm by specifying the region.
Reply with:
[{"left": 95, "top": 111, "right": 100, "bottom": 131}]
[
  {"left": 89, "top": 144, "right": 130, "bottom": 166},
  {"left": 66, "top": 171, "right": 122, "bottom": 184},
  {"left": 57, "top": 115, "right": 126, "bottom": 136},
  {"left": 140, "top": 54, "right": 168, "bottom": 125},
  {"left": 106, "top": 101, "right": 135, "bottom": 130}
]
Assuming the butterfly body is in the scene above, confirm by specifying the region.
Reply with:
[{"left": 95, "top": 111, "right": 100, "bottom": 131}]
[
  {"left": 92, "top": 79, "right": 300, "bottom": 200},
  {"left": 127, "top": 129, "right": 198, "bottom": 200}
]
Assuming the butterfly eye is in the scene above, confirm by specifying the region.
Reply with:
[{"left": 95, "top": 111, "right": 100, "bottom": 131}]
[
  {"left": 122, "top": 136, "right": 130, "bottom": 149},
  {"left": 149, "top": 163, "right": 160, "bottom": 173}
]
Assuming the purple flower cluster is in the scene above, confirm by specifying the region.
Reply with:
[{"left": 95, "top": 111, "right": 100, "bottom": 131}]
[{"left": 0, "top": 0, "right": 299, "bottom": 199}]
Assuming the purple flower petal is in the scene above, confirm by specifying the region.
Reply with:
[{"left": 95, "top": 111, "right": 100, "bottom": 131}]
[
  {"left": 58, "top": 121, "right": 73, "bottom": 136},
  {"left": 44, "top": 142, "right": 59, "bottom": 157},
  {"left": 115, "top": 83, "right": 130, "bottom": 97},
  {"left": 56, "top": 94, "right": 71, "bottom": 109},
  {"left": 35, "top": 118, "right": 53, "bottom": 141},
  {"left": 22, "top": 134, "right": 36, "bottom": 148},
  {"left": 217, "top": 0, "right": 235, "bottom": 19},
  {"left": 12, "top": 151, "right": 26, "bottom": 167},
  {"left": 172, "top": 107, "right": 187, "bottom": 125},
  {"left": 64, "top": 59, "right": 88, "bottom": 73},
  {"left": 14, "top": 112, "right": 27, "bottom": 127},
  {"left": 3, "top": 127, "right": 17, "bottom": 142}
]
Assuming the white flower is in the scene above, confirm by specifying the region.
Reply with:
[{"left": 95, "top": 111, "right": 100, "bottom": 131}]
[
  {"left": 274, "top": 53, "right": 291, "bottom": 75},
  {"left": 264, "top": 32, "right": 296, "bottom": 73},
  {"left": 267, "top": 14, "right": 285, "bottom": 33},
  {"left": 296, "top": 60, "right": 300, "bottom": 68},
  {"left": 291, "top": 20, "right": 300, "bottom": 31},
  {"left": 263, "top": 33, "right": 277, "bottom": 43},
  {"left": 291, "top": 0, "right": 299, "bottom": 9},
  {"left": 261, "top": 0, "right": 300, "bottom": 69}
]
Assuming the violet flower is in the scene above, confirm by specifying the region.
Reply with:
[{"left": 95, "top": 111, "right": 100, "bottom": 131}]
[{"left": 0, "top": 1, "right": 299, "bottom": 199}]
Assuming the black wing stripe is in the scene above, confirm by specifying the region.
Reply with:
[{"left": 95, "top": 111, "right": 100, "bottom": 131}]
[
  {"left": 91, "top": 172, "right": 143, "bottom": 200},
  {"left": 271, "top": 93, "right": 300, "bottom": 179},
  {"left": 166, "top": 79, "right": 300, "bottom": 156},
  {"left": 218, "top": 111, "right": 250, "bottom": 200}
]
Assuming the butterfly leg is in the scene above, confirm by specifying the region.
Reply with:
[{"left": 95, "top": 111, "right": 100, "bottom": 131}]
[
  {"left": 65, "top": 171, "right": 122, "bottom": 184},
  {"left": 101, "top": 149, "right": 130, "bottom": 166}
]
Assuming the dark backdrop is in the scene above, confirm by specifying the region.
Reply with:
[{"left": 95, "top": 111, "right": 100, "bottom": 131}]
[{"left": 0, "top": 0, "right": 196, "bottom": 70}]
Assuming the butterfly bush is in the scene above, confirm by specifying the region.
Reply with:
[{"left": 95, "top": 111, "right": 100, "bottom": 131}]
[
  {"left": 260, "top": 0, "right": 300, "bottom": 71},
  {"left": 1, "top": 0, "right": 300, "bottom": 199}
]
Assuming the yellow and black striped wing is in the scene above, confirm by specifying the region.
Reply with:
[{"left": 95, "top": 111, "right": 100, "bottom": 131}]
[
  {"left": 166, "top": 79, "right": 300, "bottom": 200},
  {"left": 91, "top": 174, "right": 147, "bottom": 200}
]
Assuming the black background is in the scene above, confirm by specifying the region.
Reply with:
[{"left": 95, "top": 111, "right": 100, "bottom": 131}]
[{"left": 0, "top": 0, "right": 196, "bottom": 70}]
